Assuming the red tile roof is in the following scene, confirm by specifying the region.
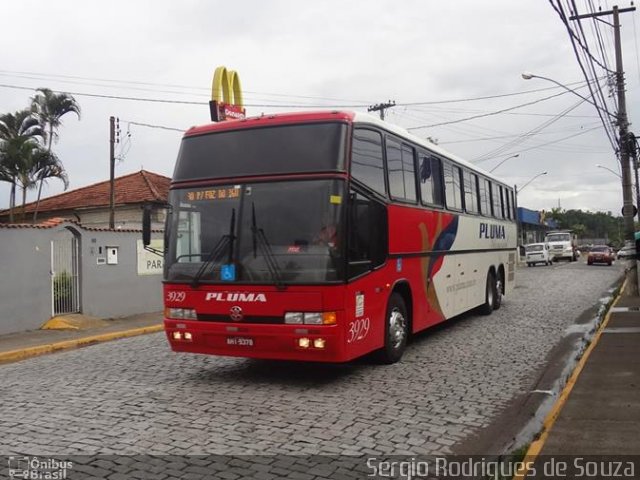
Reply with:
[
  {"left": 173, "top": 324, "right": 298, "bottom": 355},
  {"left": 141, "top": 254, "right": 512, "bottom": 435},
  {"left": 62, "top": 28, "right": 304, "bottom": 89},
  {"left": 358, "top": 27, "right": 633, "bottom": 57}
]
[
  {"left": 1, "top": 170, "right": 170, "bottom": 216},
  {"left": 0, "top": 217, "right": 68, "bottom": 229},
  {"left": 0, "top": 217, "right": 162, "bottom": 232}
]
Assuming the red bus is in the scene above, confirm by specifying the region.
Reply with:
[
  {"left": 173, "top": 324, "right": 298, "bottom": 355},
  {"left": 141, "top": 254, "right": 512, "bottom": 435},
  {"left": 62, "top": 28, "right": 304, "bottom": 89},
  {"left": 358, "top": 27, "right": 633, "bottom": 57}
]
[{"left": 143, "top": 111, "right": 517, "bottom": 363}]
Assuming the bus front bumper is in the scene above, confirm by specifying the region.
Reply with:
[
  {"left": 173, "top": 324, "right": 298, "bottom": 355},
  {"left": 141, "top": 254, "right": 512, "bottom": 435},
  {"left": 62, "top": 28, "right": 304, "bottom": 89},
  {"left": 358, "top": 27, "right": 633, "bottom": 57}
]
[{"left": 164, "top": 319, "right": 347, "bottom": 362}]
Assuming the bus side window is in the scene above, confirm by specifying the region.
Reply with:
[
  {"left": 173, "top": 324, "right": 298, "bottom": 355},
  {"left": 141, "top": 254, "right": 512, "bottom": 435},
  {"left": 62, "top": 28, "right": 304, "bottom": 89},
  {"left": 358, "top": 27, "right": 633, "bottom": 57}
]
[
  {"left": 347, "top": 190, "right": 388, "bottom": 278},
  {"left": 504, "top": 188, "right": 511, "bottom": 219},
  {"left": 463, "top": 170, "right": 479, "bottom": 214},
  {"left": 491, "top": 182, "right": 503, "bottom": 219},
  {"left": 419, "top": 153, "right": 444, "bottom": 207},
  {"left": 443, "top": 161, "right": 463, "bottom": 211},
  {"left": 351, "top": 128, "right": 386, "bottom": 196},
  {"left": 479, "top": 177, "right": 492, "bottom": 216}
]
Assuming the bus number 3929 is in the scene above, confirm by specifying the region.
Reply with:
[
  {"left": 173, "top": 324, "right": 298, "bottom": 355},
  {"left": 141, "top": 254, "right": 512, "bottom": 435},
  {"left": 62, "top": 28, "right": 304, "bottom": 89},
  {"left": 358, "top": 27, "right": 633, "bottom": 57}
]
[{"left": 347, "top": 318, "right": 370, "bottom": 343}]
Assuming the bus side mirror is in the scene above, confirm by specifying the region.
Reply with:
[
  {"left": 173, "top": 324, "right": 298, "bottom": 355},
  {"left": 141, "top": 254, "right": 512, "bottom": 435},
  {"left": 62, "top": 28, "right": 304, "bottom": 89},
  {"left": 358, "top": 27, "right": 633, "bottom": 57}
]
[{"left": 142, "top": 205, "right": 152, "bottom": 246}]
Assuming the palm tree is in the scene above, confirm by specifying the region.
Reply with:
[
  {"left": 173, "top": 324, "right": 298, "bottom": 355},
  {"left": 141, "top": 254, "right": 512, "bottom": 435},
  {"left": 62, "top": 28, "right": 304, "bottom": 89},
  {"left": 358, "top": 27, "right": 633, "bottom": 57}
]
[
  {"left": 31, "top": 88, "right": 80, "bottom": 220},
  {"left": 0, "top": 110, "right": 45, "bottom": 222},
  {"left": 8, "top": 140, "right": 68, "bottom": 221}
]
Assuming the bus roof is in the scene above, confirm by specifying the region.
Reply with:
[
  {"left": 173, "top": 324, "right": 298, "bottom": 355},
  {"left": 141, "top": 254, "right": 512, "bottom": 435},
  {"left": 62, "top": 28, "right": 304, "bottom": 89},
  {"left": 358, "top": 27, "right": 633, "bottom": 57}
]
[{"left": 184, "top": 110, "right": 509, "bottom": 185}]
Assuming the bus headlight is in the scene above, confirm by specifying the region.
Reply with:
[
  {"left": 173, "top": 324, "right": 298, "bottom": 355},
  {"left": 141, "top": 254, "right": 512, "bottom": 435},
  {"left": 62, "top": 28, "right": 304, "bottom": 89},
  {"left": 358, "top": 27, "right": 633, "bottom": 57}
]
[
  {"left": 284, "top": 312, "right": 304, "bottom": 324},
  {"left": 285, "top": 312, "right": 337, "bottom": 325},
  {"left": 303, "top": 313, "right": 323, "bottom": 325}
]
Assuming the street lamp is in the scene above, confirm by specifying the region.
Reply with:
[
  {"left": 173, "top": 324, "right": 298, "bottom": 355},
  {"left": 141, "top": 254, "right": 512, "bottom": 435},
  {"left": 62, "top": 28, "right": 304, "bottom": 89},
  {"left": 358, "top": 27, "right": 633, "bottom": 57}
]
[
  {"left": 518, "top": 171, "right": 548, "bottom": 192},
  {"left": 596, "top": 164, "right": 621, "bottom": 178},
  {"left": 515, "top": 171, "right": 547, "bottom": 249},
  {"left": 597, "top": 164, "right": 640, "bottom": 211},
  {"left": 521, "top": 72, "right": 616, "bottom": 119},
  {"left": 523, "top": 71, "right": 637, "bottom": 295},
  {"left": 489, "top": 154, "right": 520, "bottom": 173}
]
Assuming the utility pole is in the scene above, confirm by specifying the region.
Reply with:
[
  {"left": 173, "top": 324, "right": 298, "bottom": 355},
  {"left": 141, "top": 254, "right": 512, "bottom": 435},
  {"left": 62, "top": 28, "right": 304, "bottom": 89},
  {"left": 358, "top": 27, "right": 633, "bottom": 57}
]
[
  {"left": 628, "top": 132, "right": 640, "bottom": 226},
  {"left": 570, "top": 5, "right": 637, "bottom": 295},
  {"left": 368, "top": 100, "right": 395, "bottom": 120},
  {"left": 109, "top": 116, "right": 115, "bottom": 230}
]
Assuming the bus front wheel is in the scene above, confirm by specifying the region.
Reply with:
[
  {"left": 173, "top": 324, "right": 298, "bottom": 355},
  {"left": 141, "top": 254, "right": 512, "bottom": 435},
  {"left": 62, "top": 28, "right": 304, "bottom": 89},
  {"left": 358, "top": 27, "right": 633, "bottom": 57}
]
[
  {"left": 479, "top": 272, "right": 496, "bottom": 315},
  {"left": 378, "top": 293, "right": 409, "bottom": 364}
]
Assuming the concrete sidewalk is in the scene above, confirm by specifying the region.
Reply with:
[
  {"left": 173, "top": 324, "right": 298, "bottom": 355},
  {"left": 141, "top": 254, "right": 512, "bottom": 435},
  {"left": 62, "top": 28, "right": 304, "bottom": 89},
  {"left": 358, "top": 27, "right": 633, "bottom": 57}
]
[
  {"left": 0, "top": 312, "right": 163, "bottom": 364},
  {"left": 514, "top": 282, "right": 640, "bottom": 479},
  {"left": 537, "top": 292, "right": 640, "bottom": 455}
]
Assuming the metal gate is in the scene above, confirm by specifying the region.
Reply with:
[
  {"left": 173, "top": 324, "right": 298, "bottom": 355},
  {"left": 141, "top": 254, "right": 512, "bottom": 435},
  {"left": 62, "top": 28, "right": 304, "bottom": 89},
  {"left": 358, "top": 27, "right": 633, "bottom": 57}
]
[{"left": 51, "top": 231, "right": 80, "bottom": 315}]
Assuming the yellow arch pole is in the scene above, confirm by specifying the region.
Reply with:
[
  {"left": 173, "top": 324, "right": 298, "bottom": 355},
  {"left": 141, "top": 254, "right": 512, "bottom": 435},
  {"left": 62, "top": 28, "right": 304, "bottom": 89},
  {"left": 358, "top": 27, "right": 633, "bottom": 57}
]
[
  {"left": 212, "top": 66, "right": 229, "bottom": 103},
  {"left": 227, "top": 70, "right": 244, "bottom": 108}
]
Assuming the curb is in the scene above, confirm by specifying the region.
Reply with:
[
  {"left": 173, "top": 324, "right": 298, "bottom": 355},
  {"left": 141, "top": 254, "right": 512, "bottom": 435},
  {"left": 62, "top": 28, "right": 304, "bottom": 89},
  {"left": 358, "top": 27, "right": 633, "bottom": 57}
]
[
  {"left": 513, "top": 280, "right": 624, "bottom": 479},
  {"left": 0, "top": 324, "right": 164, "bottom": 365}
]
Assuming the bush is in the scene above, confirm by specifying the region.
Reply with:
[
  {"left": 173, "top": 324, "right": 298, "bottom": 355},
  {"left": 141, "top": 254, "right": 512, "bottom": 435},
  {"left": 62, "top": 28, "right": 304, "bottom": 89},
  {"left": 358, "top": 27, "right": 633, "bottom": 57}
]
[{"left": 53, "top": 271, "right": 73, "bottom": 309}]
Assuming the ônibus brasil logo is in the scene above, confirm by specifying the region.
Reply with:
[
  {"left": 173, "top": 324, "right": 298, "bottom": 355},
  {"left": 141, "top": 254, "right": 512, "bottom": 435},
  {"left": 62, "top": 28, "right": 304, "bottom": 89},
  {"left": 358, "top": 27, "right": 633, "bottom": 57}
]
[{"left": 205, "top": 292, "right": 267, "bottom": 302}]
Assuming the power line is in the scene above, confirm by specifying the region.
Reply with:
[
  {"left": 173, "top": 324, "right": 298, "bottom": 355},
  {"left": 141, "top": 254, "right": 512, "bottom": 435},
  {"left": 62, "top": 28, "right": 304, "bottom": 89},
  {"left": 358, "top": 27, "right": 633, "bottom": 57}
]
[
  {"left": 472, "top": 97, "right": 588, "bottom": 162},
  {"left": 550, "top": 0, "right": 619, "bottom": 151},
  {"left": 407, "top": 89, "right": 577, "bottom": 130},
  {"left": 122, "top": 120, "right": 185, "bottom": 132},
  {"left": 439, "top": 122, "right": 602, "bottom": 144},
  {"left": 0, "top": 69, "right": 604, "bottom": 108}
]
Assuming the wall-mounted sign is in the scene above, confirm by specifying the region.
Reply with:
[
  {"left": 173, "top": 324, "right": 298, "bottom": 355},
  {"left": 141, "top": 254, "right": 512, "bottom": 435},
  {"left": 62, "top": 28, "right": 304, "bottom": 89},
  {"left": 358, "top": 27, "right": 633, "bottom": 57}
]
[
  {"left": 210, "top": 66, "right": 246, "bottom": 122},
  {"left": 137, "top": 239, "right": 163, "bottom": 275}
]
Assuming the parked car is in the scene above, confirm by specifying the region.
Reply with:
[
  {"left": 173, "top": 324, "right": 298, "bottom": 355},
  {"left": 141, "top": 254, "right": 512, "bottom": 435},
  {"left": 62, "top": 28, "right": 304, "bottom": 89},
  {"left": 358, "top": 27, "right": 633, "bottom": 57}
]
[
  {"left": 525, "top": 242, "right": 553, "bottom": 266},
  {"left": 587, "top": 245, "right": 614, "bottom": 265},
  {"left": 617, "top": 242, "right": 636, "bottom": 259}
]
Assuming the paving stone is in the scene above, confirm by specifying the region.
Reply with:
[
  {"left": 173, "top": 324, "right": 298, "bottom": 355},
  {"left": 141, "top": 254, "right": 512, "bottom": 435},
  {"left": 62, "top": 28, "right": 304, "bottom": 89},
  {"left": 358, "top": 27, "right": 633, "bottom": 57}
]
[{"left": 0, "top": 263, "right": 621, "bottom": 477}]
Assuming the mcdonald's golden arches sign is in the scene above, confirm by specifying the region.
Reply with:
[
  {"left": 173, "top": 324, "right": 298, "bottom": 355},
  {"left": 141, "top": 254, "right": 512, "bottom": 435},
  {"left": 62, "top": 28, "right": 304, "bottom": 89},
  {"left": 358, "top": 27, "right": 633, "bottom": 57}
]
[{"left": 209, "top": 66, "right": 246, "bottom": 122}]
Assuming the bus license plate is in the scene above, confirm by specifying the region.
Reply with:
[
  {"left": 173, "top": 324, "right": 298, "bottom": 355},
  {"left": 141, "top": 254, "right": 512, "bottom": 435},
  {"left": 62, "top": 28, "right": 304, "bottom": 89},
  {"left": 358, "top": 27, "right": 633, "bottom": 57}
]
[{"left": 226, "top": 337, "right": 254, "bottom": 347}]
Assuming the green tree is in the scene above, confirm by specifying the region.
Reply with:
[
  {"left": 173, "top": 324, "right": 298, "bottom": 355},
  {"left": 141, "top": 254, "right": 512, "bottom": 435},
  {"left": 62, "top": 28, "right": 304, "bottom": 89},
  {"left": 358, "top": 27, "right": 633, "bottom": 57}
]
[
  {"left": 10, "top": 140, "right": 67, "bottom": 220},
  {"left": 0, "top": 110, "right": 45, "bottom": 222},
  {"left": 30, "top": 88, "right": 80, "bottom": 221}
]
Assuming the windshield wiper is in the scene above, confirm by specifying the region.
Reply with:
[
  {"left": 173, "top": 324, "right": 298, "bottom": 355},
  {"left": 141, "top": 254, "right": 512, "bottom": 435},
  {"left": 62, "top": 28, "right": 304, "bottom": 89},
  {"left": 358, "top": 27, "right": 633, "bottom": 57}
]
[
  {"left": 191, "top": 209, "right": 236, "bottom": 288},
  {"left": 251, "top": 202, "right": 285, "bottom": 290}
]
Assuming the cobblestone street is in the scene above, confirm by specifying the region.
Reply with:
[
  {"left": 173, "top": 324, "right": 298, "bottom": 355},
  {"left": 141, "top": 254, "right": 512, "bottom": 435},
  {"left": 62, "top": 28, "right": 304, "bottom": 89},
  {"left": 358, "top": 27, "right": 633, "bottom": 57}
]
[{"left": 0, "top": 261, "right": 623, "bottom": 477}]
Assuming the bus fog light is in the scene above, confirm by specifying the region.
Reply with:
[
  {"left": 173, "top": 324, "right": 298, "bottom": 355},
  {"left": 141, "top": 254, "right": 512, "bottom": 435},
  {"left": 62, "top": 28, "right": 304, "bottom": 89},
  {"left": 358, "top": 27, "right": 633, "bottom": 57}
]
[
  {"left": 313, "top": 338, "right": 326, "bottom": 349},
  {"left": 303, "top": 312, "right": 323, "bottom": 325},
  {"left": 184, "top": 332, "right": 193, "bottom": 341},
  {"left": 172, "top": 331, "right": 182, "bottom": 341},
  {"left": 285, "top": 312, "right": 304, "bottom": 324},
  {"left": 298, "top": 337, "right": 310, "bottom": 348}
]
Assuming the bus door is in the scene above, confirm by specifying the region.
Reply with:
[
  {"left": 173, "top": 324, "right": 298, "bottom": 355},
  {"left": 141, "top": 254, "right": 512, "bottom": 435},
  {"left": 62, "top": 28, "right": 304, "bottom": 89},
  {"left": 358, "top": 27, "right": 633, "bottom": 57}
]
[{"left": 344, "top": 188, "right": 388, "bottom": 354}]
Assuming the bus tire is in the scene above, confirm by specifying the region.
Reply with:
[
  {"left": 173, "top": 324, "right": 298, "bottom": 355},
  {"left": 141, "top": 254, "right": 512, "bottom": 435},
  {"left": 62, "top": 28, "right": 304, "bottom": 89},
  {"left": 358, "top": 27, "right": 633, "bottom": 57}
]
[
  {"left": 479, "top": 272, "right": 496, "bottom": 315},
  {"left": 378, "top": 293, "right": 409, "bottom": 364},
  {"left": 493, "top": 270, "right": 503, "bottom": 310}
]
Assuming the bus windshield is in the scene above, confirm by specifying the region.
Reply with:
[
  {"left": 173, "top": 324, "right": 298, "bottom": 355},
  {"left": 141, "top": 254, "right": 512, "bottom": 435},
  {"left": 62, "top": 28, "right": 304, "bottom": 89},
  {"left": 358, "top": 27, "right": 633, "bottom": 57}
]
[{"left": 165, "top": 179, "right": 346, "bottom": 284}]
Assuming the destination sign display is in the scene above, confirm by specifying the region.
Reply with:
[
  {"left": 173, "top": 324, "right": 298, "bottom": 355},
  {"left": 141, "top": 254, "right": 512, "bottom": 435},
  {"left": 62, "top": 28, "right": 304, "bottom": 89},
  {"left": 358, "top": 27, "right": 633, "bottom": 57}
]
[{"left": 186, "top": 187, "right": 241, "bottom": 201}]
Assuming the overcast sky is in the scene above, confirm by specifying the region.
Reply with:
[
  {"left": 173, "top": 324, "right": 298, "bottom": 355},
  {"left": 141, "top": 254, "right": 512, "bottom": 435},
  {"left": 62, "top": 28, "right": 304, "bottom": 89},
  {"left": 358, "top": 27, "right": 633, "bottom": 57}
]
[{"left": 1, "top": 0, "right": 639, "bottom": 216}]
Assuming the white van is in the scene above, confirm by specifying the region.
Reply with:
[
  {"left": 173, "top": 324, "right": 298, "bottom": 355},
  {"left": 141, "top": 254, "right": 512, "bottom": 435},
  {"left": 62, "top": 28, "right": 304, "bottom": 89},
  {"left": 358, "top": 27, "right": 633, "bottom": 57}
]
[{"left": 525, "top": 242, "right": 553, "bottom": 266}]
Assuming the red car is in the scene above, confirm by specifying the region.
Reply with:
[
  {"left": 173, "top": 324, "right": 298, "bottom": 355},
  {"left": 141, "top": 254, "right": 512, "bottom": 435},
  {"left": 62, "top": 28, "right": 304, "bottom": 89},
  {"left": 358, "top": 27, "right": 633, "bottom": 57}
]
[{"left": 587, "top": 245, "right": 614, "bottom": 266}]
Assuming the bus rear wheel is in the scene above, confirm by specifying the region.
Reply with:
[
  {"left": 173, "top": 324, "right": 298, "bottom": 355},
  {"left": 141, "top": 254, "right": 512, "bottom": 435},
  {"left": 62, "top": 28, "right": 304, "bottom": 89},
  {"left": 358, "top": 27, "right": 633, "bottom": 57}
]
[
  {"left": 493, "top": 271, "right": 503, "bottom": 310},
  {"left": 479, "top": 272, "right": 496, "bottom": 315},
  {"left": 378, "top": 293, "right": 409, "bottom": 364}
]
